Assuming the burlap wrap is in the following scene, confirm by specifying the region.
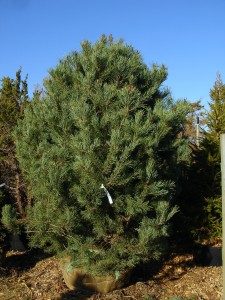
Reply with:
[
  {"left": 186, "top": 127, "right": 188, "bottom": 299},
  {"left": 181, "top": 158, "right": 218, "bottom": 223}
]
[{"left": 60, "top": 257, "right": 130, "bottom": 294}]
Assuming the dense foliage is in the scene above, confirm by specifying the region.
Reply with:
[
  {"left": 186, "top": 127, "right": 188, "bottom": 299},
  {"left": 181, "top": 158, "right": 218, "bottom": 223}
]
[
  {"left": 0, "top": 69, "right": 29, "bottom": 220},
  {"left": 15, "top": 36, "right": 190, "bottom": 275},
  {"left": 0, "top": 70, "right": 31, "bottom": 256},
  {"left": 176, "top": 73, "right": 225, "bottom": 241},
  {"left": 201, "top": 73, "right": 225, "bottom": 238},
  {"left": 0, "top": 189, "right": 8, "bottom": 263}
]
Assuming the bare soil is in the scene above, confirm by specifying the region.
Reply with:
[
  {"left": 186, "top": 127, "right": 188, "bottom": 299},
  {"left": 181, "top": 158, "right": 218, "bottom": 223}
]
[{"left": 0, "top": 245, "right": 222, "bottom": 300}]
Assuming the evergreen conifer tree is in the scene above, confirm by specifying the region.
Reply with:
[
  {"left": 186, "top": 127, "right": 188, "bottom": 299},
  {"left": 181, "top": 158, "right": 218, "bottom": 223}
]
[
  {"left": 0, "top": 69, "right": 29, "bottom": 218},
  {"left": 179, "top": 74, "right": 225, "bottom": 240},
  {"left": 15, "top": 36, "right": 190, "bottom": 275},
  {"left": 201, "top": 73, "right": 225, "bottom": 238}
]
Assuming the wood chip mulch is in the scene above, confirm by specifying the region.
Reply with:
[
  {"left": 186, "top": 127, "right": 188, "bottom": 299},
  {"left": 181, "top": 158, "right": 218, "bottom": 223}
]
[{"left": 0, "top": 249, "right": 222, "bottom": 300}]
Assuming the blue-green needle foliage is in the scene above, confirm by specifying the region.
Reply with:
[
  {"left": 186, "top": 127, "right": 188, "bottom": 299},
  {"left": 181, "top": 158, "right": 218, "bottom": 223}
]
[{"left": 15, "top": 35, "right": 190, "bottom": 275}]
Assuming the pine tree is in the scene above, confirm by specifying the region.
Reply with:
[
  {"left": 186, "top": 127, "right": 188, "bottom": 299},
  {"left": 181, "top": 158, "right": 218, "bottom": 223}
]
[{"left": 15, "top": 36, "right": 190, "bottom": 275}]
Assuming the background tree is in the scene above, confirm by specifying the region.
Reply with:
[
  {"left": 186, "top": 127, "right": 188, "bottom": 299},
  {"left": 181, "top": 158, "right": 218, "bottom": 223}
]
[
  {"left": 184, "top": 100, "right": 206, "bottom": 146},
  {"left": 201, "top": 73, "right": 225, "bottom": 239},
  {"left": 207, "top": 73, "right": 225, "bottom": 142},
  {"left": 0, "top": 69, "right": 29, "bottom": 226},
  {"left": 176, "top": 73, "right": 225, "bottom": 241},
  {"left": 15, "top": 36, "right": 190, "bottom": 275}
]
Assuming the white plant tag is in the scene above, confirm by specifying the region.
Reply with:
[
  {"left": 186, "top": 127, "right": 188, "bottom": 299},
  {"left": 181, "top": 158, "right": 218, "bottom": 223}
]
[
  {"left": 0, "top": 183, "right": 5, "bottom": 188},
  {"left": 100, "top": 184, "right": 113, "bottom": 204}
]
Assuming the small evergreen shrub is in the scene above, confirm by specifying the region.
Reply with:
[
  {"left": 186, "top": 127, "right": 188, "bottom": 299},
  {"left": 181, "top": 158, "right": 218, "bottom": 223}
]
[
  {"left": 1, "top": 204, "right": 20, "bottom": 235},
  {"left": 204, "top": 196, "right": 222, "bottom": 238},
  {"left": 0, "top": 190, "right": 9, "bottom": 264},
  {"left": 176, "top": 135, "right": 222, "bottom": 241},
  {"left": 15, "top": 36, "right": 190, "bottom": 275}
]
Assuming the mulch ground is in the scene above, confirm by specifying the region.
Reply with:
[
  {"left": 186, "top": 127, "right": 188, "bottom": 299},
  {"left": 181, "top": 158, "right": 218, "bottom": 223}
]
[{"left": 0, "top": 244, "right": 222, "bottom": 300}]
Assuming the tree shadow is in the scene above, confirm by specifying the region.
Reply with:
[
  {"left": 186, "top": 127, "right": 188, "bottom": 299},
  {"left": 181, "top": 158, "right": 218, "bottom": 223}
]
[
  {"left": 128, "top": 235, "right": 222, "bottom": 287},
  {"left": 0, "top": 248, "right": 51, "bottom": 276},
  {"left": 58, "top": 233, "right": 223, "bottom": 299},
  {"left": 59, "top": 289, "right": 95, "bottom": 300}
]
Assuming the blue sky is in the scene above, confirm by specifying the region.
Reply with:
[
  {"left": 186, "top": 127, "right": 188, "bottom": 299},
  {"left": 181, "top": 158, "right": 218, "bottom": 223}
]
[{"left": 0, "top": 0, "right": 224, "bottom": 108}]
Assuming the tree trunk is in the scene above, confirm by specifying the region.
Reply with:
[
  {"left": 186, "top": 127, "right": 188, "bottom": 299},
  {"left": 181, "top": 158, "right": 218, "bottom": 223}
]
[{"left": 15, "top": 171, "right": 24, "bottom": 217}]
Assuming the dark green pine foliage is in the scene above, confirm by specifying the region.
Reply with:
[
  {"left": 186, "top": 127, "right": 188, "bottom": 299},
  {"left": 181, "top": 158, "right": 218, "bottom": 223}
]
[
  {"left": 207, "top": 73, "right": 225, "bottom": 142},
  {"left": 179, "top": 74, "right": 225, "bottom": 240},
  {"left": 201, "top": 73, "right": 225, "bottom": 238},
  {"left": 15, "top": 36, "right": 190, "bottom": 275}
]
